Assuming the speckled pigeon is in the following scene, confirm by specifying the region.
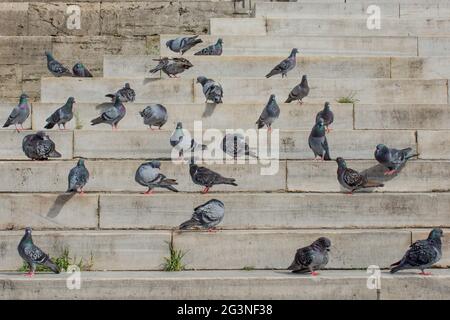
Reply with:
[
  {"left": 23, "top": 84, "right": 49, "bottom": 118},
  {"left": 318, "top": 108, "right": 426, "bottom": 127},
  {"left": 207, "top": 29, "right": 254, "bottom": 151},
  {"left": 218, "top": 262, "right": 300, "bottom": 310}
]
[
  {"left": 135, "top": 160, "right": 178, "bottom": 194},
  {"left": 72, "top": 62, "right": 93, "bottom": 77},
  {"left": 288, "top": 237, "right": 331, "bottom": 276},
  {"left": 256, "top": 94, "right": 280, "bottom": 133},
  {"left": 196, "top": 76, "right": 223, "bottom": 104},
  {"left": 105, "top": 83, "right": 135, "bottom": 103},
  {"left": 265, "top": 48, "right": 298, "bottom": 78},
  {"left": 44, "top": 97, "right": 75, "bottom": 130},
  {"left": 189, "top": 158, "right": 237, "bottom": 194},
  {"left": 166, "top": 35, "right": 203, "bottom": 55},
  {"left": 3, "top": 93, "right": 31, "bottom": 132},
  {"left": 374, "top": 144, "right": 418, "bottom": 175},
  {"left": 336, "top": 157, "right": 384, "bottom": 194},
  {"left": 221, "top": 133, "right": 258, "bottom": 159},
  {"left": 18, "top": 227, "right": 60, "bottom": 277},
  {"left": 194, "top": 38, "right": 223, "bottom": 56},
  {"left": 285, "top": 75, "right": 309, "bottom": 104},
  {"left": 22, "top": 131, "right": 62, "bottom": 160},
  {"left": 67, "top": 159, "right": 89, "bottom": 194},
  {"left": 150, "top": 57, "right": 193, "bottom": 78},
  {"left": 170, "top": 122, "right": 207, "bottom": 158},
  {"left": 309, "top": 118, "right": 331, "bottom": 161},
  {"left": 91, "top": 96, "right": 126, "bottom": 130},
  {"left": 179, "top": 199, "right": 225, "bottom": 231},
  {"left": 45, "top": 51, "right": 72, "bottom": 77},
  {"left": 316, "top": 102, "right": 334, "bottom": 133},
  {"left": 140, "top": 104, "right": 168, "bottom": 130},
  {"left": 390, "top": 228, "right": 443, "bottom": 275}
]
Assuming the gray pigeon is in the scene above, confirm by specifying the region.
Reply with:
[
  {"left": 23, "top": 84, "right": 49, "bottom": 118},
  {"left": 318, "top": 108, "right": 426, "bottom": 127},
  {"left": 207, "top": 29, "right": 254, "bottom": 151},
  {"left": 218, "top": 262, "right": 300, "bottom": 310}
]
[
  {"left": 256, "top": 94, "right": 280, "bottom": 132},
  {"left": 316, "top": 102, "right": 334, "bottom": 133},
  {"left": 179, "top": 199, "right": 225, "bottom": 231},
  {"left": 285, "top": 75, "right": 309, "bottom": 104},
  {"left": 44, "top": 97, "right": 75, "bottom": 130},
  {"left": 189, "top": 158, "right": 237, "bottom": 194},
  {"left": 196, "top": 76, "right": 223, "bottom": 104},
  {"left": 72, "top": 62, "right": 93, "bottom": 77},
  {"left": 336, "top": 157, "right": 384, "bottom": 194},
  {"left": 18, "top": 227, "right": 60, "bottom": 277},
  {"left": 194, "top": 38, "right": 223, "bottom": 56},
  {"left": 374, "top": 144, "right": 418, "bottom": 175},
  {"left": 166, "top": 35, "right": 203, "bottom": 55},
  {"left": 90, "top": 96, "right": 126, "bottom": 130},
  {"left": 105, "top": 83, "right": 135, "bottom": 102},
  {"left": 288, "top": 237, "right": 331, "bottom": 276},
  {"left": 221, "top": 133, "right": 258, "bottom": 159},
  {"left": 22, "top": 131, "right": 62, "bottom": 160},
  {"left": 150, "top": 57, "right": 193, "bottom": 78},
  {"left": 45, "top": 51, "right": 72, "bottom": 77},
  {"left": 309, "top": 118, "right": 331, "bottom": 161},
  {"left": 170, "top": 122, "right": 207, "bottom": 158},
  {"left": 265, "top": 48, "right": 298, "bottom": 78},
  {"left": 140, "top": 104, "right": 168, "bottom": 130},
  {"left": 3, "top": 93, "right": 31, "bottom": 132},
  {"left": 390, "top": 228, "right": 443, "bottom": 275},
  {"left": 135, "top": 160, "right": 178, "bottom": 194},
  {"left": 67, "top": 159, "right": 89, "bottom": 194}
]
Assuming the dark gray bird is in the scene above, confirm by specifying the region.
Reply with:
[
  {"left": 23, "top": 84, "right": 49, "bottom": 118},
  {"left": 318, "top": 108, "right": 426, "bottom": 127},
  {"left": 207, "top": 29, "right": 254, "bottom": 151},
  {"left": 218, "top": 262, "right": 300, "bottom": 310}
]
[
  {"left": 179, "top": 199, "right": 225, "bottom": 231},
  {"left": 194, "top": 38, "right": 223, "bottom": 56},
  {"left": 336, "top": 157, "right": 384, "bottom": 194},
  {"left": 45, "top": 51, "right": 72, "bottom": 77},
  {"left": 288, "top": 237, "right": 331, "bottom": 276},
  {"left": 256, "top": 94, "right": 280, "bottom": 133},
  {"left": 221, "top": 133, "right": 258, "bottom": 159},
  {"left": 44, "top": 97, "right": 75, "bottom": 130},
  {"left": 316, "top": 102, "right": 334, "bottom": 133},
  {"left": 285, "top": 75, "right": 309, "bottom": 104},
  {"left": 196, "top": 76, "right": 223, "bottom": 104},
  {"left": 135, "top": 160, "right": 178, "bottom": 194},
  {"left": 265, "top": 48, "right": 299, "bottom": 78},
  {"left": 105, "top": 83, "right": 135, "bottom": 102},
  {"left": 189, "top": 158, "right": 237, "bottom": 194},
  {"left": 375, "top": 144, "right": 419, "bottom": 175},
  {"left": 390, "top": 228, "right": 443, "bottom": 275},
  {"left": 90, "top": 96, "right": 126, "bottom": 130},
  {"left": 170, "top": 122, "right": 207, "bottom": 159},
  {"left": 166, "top": 35, "right": 203, "bottom": 55},
  {"left": 3, "top": 93, "right": 31, "bottom": 132},
  {"left": 22, "top": 131, "right": 62, "bottom": 160},
  {"left": 67, "top": 159, "right": 89, "bottom": 194},
  {"left": 309, "top": 118, "right": 331, "bottom": 161},
  {"left": 72, "top": 62, "right": 93, "bottom": 77},
  {"left": 140, "top": 104, "right": 168, "bottom": 130},
  {"left": 150, "top": 57, "right": 193, "bottom": 78},
  {"left": 18, "top": 227, "right": 60, "bottom": 277}
]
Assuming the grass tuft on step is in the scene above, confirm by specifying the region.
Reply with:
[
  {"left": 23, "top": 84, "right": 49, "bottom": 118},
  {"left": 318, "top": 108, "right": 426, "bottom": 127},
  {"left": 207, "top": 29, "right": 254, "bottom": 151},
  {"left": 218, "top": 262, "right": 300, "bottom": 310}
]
[{"left": 163, "top": 241, "right": 187, "bottom": 272}]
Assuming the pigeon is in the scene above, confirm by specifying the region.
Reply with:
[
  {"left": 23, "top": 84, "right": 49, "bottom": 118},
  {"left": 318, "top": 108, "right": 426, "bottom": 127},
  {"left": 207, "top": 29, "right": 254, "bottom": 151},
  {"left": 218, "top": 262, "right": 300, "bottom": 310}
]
[
  {"left": 67, "top": 159, "right": 89, "bottom": 194},
  {"left": 196, "top": 76, "right": 223, "bottom": 104},
  {"left": 189, "top": 158, "right": 237, "bottom": 194},
  {"left": 179, "top": 199, "right": 225, "bottom": 231},
  {"left": 140, "top": 104, "right": 168, "bottom": 130},
  {"left": 3, "top": 93, "right": 31, "bottom": 132},
  {"left": 194, "top": 38, "right": 223, "bottom": 56},
  {"left": 22, "top": 131, "right": 62, "bottom": 160},
  {"left": 135, "top": 160, "right": 178, "bottom": 194},
  {"left": 288, "top": 237, "right": 331, "bottom": 276},
  {"left": 308, "top": 118, "right": 331, "bottom": 161},
  {"left": 285, "top": 75, "right": 309, "bottom": 104},
  {"left": 18, "top": 227, "right": 60, "bottom": 277},
  {"left": 336, "top": 157, "right": 384, "bottom": 194},
  {"left": 221, "top": 133, "right": 258, "bottom": 159},
  {"left": 374, "top": 144, "right": 419, "bottom": 175},
  {"left": 265, "top": 48, "right": 299, "bottom": 78},
  {"left": 44, "top": 97, "right": 75, "bottom": 130},
  {"left": 72, "top": 62, "right": 93, "bottom": 77},
  {"left": 105, "top": 83, "right": 135, "bottom": 103},
  {"left": 45, "top": 51, "right": 72, "bottom": 77},
  {"left": 166, "top": 35, "right": 203, "bottom": 55},
  {"left": 90, "top": 96, "right": 126, "bottom": 130},
  {"left": 256, "top": 94, "right": 280, "bottom": 133},
  {"left": 390, "top": 228, "right": 443, "bottom": 275},
  {"left": 170, "top": 122, "right": 207, "bottom": 158},
  {"left": 150, "top": 57, "right": 193, "bottom": 78},
  {"left": 316, "top": 102, "right": 334, "bottom": 133}
]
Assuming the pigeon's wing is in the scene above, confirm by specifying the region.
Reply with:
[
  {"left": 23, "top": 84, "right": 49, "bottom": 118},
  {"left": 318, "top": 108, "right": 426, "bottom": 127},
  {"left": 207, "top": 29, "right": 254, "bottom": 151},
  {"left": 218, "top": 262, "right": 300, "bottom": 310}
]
[
  {"left": 403, "top": 240, "right": 438, "bottom": 267},
  {"left": 46, "top": 108, "right": 61, "bottom": 123},
  {"left": 4, "top": 106, "right": 21, "bottom": 126},
  {"left": 294, "top": 247, "right": 314, "bottom": 268},
  {"left": 315, "top": 111, "right": 323, "bottom": 124},
  {"left": 195, "top": 201, "right": 224, "bottom": 224},
  {"left": 343, "top": 168, "right": 365, "bottom": 188},
  {"left": 102, "top": 106, "right": 121, "bottom": 121},
  {"left": 194, "top": 44, "right": 216, "bottom": 56},
  {"left": 194, "top": 166, "right": 220, "bottom": 185},
  {"left": 23, "top": 244, "right": 49, "bottom": 264},
  {"left": 49, "top": 60, "right": 71, "bottom": 75}
]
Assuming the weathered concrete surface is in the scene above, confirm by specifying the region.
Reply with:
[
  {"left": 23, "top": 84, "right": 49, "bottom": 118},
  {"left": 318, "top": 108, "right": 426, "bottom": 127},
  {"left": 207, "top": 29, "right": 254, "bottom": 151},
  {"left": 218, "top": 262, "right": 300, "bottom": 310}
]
[
  {"left": 0, "top": 3, "right": 28, "bottom": 36},
  {"left": 418, "top": 36, "right": 450, "bottom": 56},
  {"left": 99, "top": 193, "right": 450, "bottom": 229},
  {"left": 210, "top": 18, "right": 266, "bottom": 36},
  {"left": 391, "top": 57, "right": 450, "bottom": 79},
  {"left": 400, "top": 2, "right": 450, "bottom": 18},
  {"left": 0, "top": 194, "right": 98, "bottom": 230},
  {"left": 417, "top": 131, "right": 450, "bottom": 159},
  {"left": 0, "top": 230, "right": 171, "bottom": 271},
  {"left": 412, "top": 229, "right": 449, "bottom": 268},
  {"left": 287, "top": 160, "right": 450, "bottom": 192},
  {"left": 0, "top": 102, "right": 32, "bottom": 130},
  {"left": 173, "top": 230, "right": 411, "bottom": 269}
]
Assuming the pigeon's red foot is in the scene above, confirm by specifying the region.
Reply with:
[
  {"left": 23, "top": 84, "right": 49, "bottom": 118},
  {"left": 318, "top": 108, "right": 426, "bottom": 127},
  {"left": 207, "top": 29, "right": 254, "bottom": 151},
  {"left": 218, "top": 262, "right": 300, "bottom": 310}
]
[
  {"left": 384, "top": 170, "right": 397, "bottom": 176},
  {"left": 201, "top": 187, "right": 210, "bottom": 194},
  {"left": 78, "top": 189, "right": 85, "bottom": 196},
  {"left": 346, "top": 191, "right": 353, "bottom": 196},
  {"left": 419, "top": 271, "right": 432, "bottom": 276},
  {"left": 24, "top": 272, "right": 34, "bottom": 278},
  {"left": 311, "top": 271, "right": 319, "bottom": 276},
  {"left": 326, "top": 127, "right": 332, "bottom": 133},
  {"left": 268, "top": 127, "right": 272, "bottom": 134},
  {"left": 207, "top": 228, "right": 218, "bottom": 233},
  {"left": 143, "top": 189, "right": 154, "bottom": 195}
]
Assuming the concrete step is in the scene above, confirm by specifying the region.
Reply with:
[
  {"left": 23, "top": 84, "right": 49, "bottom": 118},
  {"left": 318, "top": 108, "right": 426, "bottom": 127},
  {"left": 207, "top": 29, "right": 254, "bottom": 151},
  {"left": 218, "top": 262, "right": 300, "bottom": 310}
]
[
  {"left": 391, "top": 57, "right": 450, "bottom": 79},
  {"left": 417, "top": 131, "right": 450, "bottom": 159},
  {"left": 419, "top": 36, "right": 450, "bottom": 56}
]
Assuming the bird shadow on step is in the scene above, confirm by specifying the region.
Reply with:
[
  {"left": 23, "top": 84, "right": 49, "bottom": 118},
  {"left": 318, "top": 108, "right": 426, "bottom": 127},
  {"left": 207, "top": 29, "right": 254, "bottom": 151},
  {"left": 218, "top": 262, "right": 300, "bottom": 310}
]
[
  {"left": 46, "top": 193, "right": 76, "bottom": 219},
  {"left": 202, "top": 103, "right": 217, "bottom": 117},
  {"left": 361, "top": 163, "right": 406, "bottom": 184}
]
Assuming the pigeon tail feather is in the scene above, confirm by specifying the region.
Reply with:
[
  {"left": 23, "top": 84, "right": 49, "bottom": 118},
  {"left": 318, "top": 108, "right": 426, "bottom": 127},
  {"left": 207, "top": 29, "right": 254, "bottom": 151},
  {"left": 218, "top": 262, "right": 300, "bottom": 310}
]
[
  {"left": 44, "top": 259, "right": 60, "bottom": 274},
  {"left": 44, "top": 122, "right": 55, "bottom": 129},
  {"left": 179, "top": 218, "right": 199, "bottom": 230}
]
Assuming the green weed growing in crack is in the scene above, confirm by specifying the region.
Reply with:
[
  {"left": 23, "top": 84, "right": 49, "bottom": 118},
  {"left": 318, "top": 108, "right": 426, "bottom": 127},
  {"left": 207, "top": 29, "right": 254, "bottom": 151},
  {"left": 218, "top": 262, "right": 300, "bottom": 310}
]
[{"left": 163, "top": 241, "right": 187, "bottom": 272}]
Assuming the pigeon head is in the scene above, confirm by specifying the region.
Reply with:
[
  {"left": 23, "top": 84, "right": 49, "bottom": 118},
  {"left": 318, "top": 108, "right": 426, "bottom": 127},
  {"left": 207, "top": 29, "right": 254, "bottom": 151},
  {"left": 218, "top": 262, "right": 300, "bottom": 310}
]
[
  {"left": 77, "top": 159, "right": 85, "bottom": 167},
  {"left": 165, "top": 39, "right": 173, "bottom": 48},
  {"left": 324, "top": 102, "right": 330, "bottom": 111},
  {"left": 176, "top": 122, "right": 183, "bottom": 129},
  {"left": 300, "top": 75, "right": 308, "bottom": 85},
  {"left": 44, "top": 51, "right": 54, "bottom": 61},
  {"left": 375, "top": 144, "right": 389, "bottom": 156},
  {"left": 24, "top": 227, "right": 32, "bottom": 237},
  {"left": 217, "top": 38, "right": 223, "bottom": 45},
  {"left": 269, "top": 94, "right": 276, "bottom": 102},
  {"left": 124, "top": 83, "right": 131, "bottom": 89},
  {"left": 314, "top": 237, "right": 331, "bottom": 251},
  {"left": 428, "top": 228, "right": 443, "bottom": 240},
  {"left": 19, "top": 93, "right": 29, "bottom": 103},
  {"left": 196, "top": 76, "right": 207, "bottom": 85},
  {"left": 150, "top": 160, "right": 161, "bottom": 169},
  {"left": 74, "top": 62, "right": 84, "bottom": 69},
  {"left": 36, "top": 131, "right": 48, "bottom": 140},
  {"left": 290, "top": 48, "right": 299, "bottom": 57},
  {"left": 67, "top": 97, "right": 76, "bottom": 104},
  {"left": 336, "top": 157, "right": 347, "bottom": 168}
]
